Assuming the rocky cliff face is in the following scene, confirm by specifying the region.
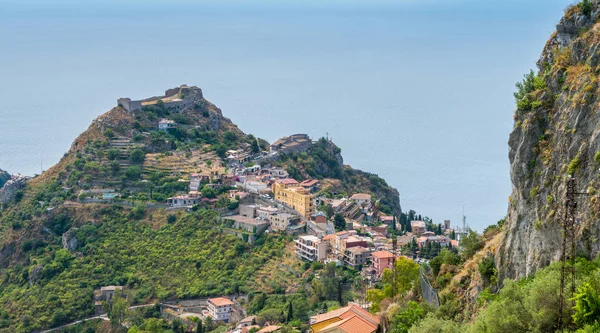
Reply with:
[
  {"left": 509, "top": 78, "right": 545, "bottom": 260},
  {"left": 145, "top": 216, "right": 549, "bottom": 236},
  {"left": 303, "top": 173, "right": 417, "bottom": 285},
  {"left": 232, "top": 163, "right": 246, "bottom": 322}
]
[
  {"left": 0, "top": 169, "right": 10, "bottom": 189},
  {"left": 497, "top": 3, "right": 600, "bottom": 281}
]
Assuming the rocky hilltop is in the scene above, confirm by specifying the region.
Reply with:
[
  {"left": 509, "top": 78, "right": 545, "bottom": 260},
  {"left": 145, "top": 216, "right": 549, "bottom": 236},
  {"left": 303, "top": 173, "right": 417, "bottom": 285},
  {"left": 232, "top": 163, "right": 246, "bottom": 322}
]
[
  {"left": 0, "top": 85, "right": 404, "bottom": 332},
  {"left": 497, "top": 2, "right": 600, "bottom": 281}
]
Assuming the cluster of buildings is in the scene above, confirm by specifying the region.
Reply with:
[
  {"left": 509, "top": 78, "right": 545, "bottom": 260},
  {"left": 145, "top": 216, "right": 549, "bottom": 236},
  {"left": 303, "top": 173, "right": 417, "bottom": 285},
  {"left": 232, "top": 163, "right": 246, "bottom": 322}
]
[
  {"left": 167, "top": 168, "right": 233, "bottom": 208},
  {"left": 295, "top": 230, "right": 397, "bottom": 279},
  {"left": 221, "top": 201, "right": 304, "bottom": 244},
  {"left": 205, "top": 297, "right": 381, "bottom": 333}
]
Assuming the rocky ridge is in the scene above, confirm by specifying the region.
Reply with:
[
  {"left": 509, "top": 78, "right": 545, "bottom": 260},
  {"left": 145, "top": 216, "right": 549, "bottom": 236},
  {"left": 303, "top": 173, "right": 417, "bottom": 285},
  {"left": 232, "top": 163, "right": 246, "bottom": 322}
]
[{"left": 497, "top": 3, "right": 600, "bottom": 281}]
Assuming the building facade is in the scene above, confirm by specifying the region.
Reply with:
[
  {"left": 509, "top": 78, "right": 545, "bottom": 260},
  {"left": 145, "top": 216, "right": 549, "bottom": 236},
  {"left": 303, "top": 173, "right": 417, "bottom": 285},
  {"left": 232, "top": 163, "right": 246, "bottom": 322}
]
[
  {"left": 343, "top": 246, "right": 371, "bottom": 270},
  {"left": 273, "top": 181, "right": 315, "bottom": 218},
  {"left": 207, "top": 297, "right": 234, "bottom": 322},
  {"left": 371, "top": 250, "right": 395, "bottom": 277},
  {"left": 295, "top": 235, "right": 328, "bottom": 262}
]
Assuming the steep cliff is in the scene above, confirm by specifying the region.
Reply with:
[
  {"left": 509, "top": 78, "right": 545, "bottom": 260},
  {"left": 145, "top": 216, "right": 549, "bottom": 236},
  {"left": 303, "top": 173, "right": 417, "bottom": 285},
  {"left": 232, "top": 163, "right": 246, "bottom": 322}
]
[
  {"left": 0, "top": 170, "right": 9, "bottom": 189},
  {"left": 497, "top": 2, "right": 600, "bottom": 281}
]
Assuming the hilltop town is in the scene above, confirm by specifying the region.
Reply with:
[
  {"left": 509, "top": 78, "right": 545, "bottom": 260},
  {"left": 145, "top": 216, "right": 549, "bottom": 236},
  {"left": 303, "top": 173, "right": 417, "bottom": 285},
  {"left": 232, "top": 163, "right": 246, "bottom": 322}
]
[{"left": 0, "top": 85, "right": 469, "bottom": 333}]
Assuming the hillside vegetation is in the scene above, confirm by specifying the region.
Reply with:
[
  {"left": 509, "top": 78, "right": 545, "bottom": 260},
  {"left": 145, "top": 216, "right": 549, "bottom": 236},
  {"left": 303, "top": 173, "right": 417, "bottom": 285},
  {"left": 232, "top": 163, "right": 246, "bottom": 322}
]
[{"left": 0, "top": 88, "right": 404, "bottom": 332}]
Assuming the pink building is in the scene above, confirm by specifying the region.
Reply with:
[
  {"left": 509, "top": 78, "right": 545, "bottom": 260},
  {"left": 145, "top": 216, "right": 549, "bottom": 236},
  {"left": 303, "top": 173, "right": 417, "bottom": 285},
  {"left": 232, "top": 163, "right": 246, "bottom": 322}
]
[{"left": 371, "top": 250, "right": 395, "bottom": 277}]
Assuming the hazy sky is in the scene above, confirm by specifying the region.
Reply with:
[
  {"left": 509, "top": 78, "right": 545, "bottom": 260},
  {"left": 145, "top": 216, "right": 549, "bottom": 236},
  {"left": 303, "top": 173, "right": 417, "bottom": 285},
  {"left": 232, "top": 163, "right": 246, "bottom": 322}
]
[{"left": 0, "top": 0, "right": 572, "bottom": 230}]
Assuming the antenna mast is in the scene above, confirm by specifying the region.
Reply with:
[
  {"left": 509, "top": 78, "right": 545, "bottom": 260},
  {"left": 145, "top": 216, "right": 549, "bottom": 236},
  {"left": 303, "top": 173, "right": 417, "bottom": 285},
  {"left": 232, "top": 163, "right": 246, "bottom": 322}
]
[{"left": 462, "top": 206, "right": 467, "bottom": 235}]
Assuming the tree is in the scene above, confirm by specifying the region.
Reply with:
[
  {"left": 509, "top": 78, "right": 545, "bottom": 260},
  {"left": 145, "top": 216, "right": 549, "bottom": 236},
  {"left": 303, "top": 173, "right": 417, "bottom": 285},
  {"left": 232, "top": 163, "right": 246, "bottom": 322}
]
[
  {"left": 202, "top": 185, "right": 216, "bottom": 199},
  {"left": 130, "top": 148, "right": 146, "bottom": 163},
  {"left": 125, "top": 166, "right": 142, "bottom": 180},
  {"left": 407, "top": 313, "right": 461, "bottom": 333},
  {"left": 287, "top": 301, "right": 293, "bottom": 323},
  {"left": 204, "top": 317, "right": 213, "bottom": 332},
  {"left": 105, "top": 293, "right": 128, "bottom": 325},
  {"left": 107, "top": 149, "right": 120, "bottom": 160},
  {"left": 391, "top": 301, "right": 427, "bottom": 333},
  {"left": 334, "top": 213, "right": 346, "bottom": 231},
  {"left": 461, "top": 229, "right": 484, "bottom": 259},
  {"left": 430, "top": 248, "right": 460, "bottom": 276},
  {"left": 251, "top": 139, "right": 260, "bottom": 154},
  {"left": 573, "top": 279, "right": 600, "bottom": 328},
  {"left": 196, "top": 320, "right": 203, "bottom": 333},
  {"left": 392, "top": 215, "right": 397, "bottom": 231}
]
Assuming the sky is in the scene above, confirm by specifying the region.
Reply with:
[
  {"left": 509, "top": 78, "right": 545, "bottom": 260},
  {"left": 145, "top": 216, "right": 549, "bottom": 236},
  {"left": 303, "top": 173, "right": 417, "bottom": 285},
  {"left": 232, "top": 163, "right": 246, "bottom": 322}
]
[{"left": 0, "top": 0, "right": 573, "bottom": 231}]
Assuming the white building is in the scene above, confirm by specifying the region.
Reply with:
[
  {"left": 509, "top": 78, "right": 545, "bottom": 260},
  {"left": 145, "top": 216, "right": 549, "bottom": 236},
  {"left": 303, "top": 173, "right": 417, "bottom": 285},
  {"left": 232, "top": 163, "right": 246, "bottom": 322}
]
[
  {"left": 350, "top": 193, "right": 372, "bottom": 210},
  {"left": 158, "top": 119, "right": 176, "bottom": 131},
  {"left": 189, "top": 173, "right": 201, "bottom": 192},
  {"left": 167, "top": 194, "right": 200, "bottom": 207},
  {"left": 207, "top": 297, "right": 234, "bottom": 322},
  {"left": 295, "top": 235, "right": 328, "bottom": 262}
]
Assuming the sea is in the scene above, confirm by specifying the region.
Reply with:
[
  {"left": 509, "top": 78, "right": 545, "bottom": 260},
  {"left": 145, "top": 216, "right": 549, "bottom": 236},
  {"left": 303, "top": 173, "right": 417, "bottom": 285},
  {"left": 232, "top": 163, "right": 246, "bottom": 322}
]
[{"left": 0, "top": 0, "right": 570, "bottom": 231}]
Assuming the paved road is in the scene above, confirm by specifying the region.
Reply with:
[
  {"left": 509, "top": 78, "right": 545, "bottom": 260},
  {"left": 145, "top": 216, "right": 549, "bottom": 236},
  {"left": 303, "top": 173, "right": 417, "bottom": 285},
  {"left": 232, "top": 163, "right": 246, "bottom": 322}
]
[
  {"left": 36, "top": 304, "right": 156, "bottom": 333},
  {"left": 37, "top": 314, "right": 108, "bottom": 333}
]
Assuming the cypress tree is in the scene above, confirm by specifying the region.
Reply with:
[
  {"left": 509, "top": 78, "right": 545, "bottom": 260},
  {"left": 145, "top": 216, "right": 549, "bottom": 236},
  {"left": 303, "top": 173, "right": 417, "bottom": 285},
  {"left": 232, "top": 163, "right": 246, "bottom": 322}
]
[
  {"left": 287, "top": 301, "right": 293, "bottom": 322},
  {"left": 196, "top": 321, "right": 203, "bottom": 333}
]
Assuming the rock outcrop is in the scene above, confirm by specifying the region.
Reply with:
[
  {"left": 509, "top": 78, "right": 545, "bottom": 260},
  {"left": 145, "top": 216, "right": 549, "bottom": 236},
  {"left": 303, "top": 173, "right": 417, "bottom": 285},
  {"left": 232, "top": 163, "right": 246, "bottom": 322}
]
[
  {"left": 0, "top": 169, "right": 10, "bottom": 189},
  {"left": 62, "top": 227, "right": 79, "bottom": 252},
  {"left": 0, "top": 175, "right": 26, "bottom": 205},
  {"left": 497, "top": 3, "right": 600, "bottom": 281}
]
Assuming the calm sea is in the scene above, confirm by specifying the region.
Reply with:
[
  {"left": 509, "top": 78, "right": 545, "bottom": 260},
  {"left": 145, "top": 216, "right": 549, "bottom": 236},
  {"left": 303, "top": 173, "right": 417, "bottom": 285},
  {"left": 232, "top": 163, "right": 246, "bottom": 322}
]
[{"left": 0, "top": 0, "right": 569, "bottom": 231}]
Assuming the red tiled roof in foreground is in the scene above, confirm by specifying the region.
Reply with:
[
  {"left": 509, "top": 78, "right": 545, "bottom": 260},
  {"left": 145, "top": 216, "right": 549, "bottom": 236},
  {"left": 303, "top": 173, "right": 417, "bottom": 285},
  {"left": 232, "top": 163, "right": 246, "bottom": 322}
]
[{"left": 320, "top": 315, "right": 377, "bottom": 333}]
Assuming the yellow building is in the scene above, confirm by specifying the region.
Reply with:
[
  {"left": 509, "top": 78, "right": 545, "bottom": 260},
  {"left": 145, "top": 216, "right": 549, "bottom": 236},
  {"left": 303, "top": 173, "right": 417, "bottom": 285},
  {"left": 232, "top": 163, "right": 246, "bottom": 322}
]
[{"left": 272, "top": 179, "right": 316, "bottom": 218}]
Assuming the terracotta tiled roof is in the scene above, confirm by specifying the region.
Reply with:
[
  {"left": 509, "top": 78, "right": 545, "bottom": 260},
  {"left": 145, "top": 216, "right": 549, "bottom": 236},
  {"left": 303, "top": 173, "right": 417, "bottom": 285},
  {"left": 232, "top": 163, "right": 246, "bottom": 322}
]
[
  {"left": 320, "top": 315, "right": 377, "bottom": 333},
  {"left": 300, "top": 179, "right": 319, "bottom": 187},
  {"left": 278, "top": 178, "right": 299, "bottom": 185},
  {"left": 242, "top": 325, "right": 260, "bottom": 333},
  {"left": 311, "top": 304, "right": 379, "bottom": 328},
  {"left": 208, "top": 297, "right": 234, "bottom": 307},
  {"left": 257, "top": 325, "right": 281, "bottom": 333},
  {"left": 351, "top": 193, "right": 372, "bottom": 200},
  {"left": 370, "top": 251, "right": 394, "bottom": 260}
]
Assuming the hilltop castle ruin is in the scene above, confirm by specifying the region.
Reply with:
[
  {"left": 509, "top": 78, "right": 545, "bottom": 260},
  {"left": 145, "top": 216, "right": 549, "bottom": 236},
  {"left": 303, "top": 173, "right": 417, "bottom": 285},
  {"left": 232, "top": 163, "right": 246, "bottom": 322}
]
[{"left": 117, "top": 85, "right": 203, "bottom": 112}]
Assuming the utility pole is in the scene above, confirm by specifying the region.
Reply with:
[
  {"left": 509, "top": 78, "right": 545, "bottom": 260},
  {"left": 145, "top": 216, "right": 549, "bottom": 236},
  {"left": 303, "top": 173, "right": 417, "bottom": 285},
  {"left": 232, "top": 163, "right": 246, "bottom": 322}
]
[
  {"left": 392, "top": 238, "right": 397, "bottom": 299},
  {"left": 558, "top": 176, "right": 588, "bottom": 329}
]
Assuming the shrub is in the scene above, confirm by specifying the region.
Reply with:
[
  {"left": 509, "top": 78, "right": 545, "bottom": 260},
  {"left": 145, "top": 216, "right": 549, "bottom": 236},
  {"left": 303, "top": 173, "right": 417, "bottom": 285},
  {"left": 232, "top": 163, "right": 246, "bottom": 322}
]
[
  {"left": 130, "top": 148, "right": 146, "bottom": 163},
  {"left": 125, "top": 166, "right": 142, "bottom": 180},
  {"left": 167, "top": 214, "right": 177, "bottom": 224},
  {"left": 103, "top": 128, "right": 114, "bottom": 139},
  {"left": 594, "top": 151, "right": 600, "bottom": 163},
  {"left": 568, "top": 152, "right": 582, "bottom": 175},
  {"left": 578, "top": 0, "right": 593, "bottom": 17},
  {"left": 478, "top": 255, "right": 497, "bottom": 285},
  {"left": 529, "top": 186, "right": 539, "bottom": 199},
  {"left": 107, "top": 149, "right": 120, "bottom": 160}
]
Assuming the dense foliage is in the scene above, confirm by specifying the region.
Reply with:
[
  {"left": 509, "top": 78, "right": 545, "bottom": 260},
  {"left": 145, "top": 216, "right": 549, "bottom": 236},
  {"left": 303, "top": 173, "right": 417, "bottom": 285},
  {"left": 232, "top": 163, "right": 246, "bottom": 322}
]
[{"left": 0, "top": 207, "right": 289, "bottom": 332}]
